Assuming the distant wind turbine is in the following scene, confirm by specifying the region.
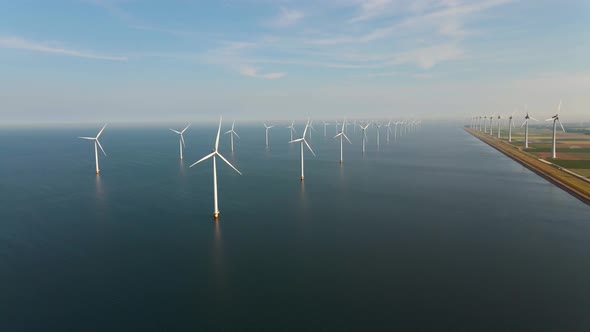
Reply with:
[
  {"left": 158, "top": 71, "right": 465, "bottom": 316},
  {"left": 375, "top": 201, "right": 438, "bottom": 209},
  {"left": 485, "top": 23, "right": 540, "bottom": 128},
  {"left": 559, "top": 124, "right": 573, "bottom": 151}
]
[
  {"left": 169, "top": 123, "right": 191, "bottom": 160},
  {"left": 359, "top": 123, "right": 370, "bottom": 154},
  {"left": 79, "top": 123, "right": 107, "bottom": 174},
  {"left": 385, "top": 120, "right": 393, "bottom": 143},
  {"left": 545, "top": 101, "right": 566, "bottom": 159},
  {"left": 521, "top": 108, "right": 538, "bottom": 148},
  {"left": 289, "top": 119, "right": 316, "bottom": 181},
  {"left": 374, "top": 122, "right": 382, "bottom": 148},
  {"left": 334, "top": 119, "right": 352, "bottom": 164},
  {"left": 507, "top": 113, "right": 515, "bottom": 142},
  {"left": 190, "top": 117, "right": 242, "bottom": 219},
  {"left": 286, "top": 120, "right": 297, "bottom": 141},
  {"left": 322, "top": 121, "right": 330, "bottom": 137},
  {"left": 496, "top": 114, "right": 503, "bottom": 138},
  {"left": 263, "top": 122, "right": 274, "bottom": 148},
  {"left": 224, "top": 120, "right": 240, "bottom": 153}
]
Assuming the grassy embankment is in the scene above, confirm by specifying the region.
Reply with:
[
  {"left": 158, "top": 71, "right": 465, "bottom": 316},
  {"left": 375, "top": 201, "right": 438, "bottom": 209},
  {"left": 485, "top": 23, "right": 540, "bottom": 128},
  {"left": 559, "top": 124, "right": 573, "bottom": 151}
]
[{"left": 465, "top": 127, "right": 590, "bottom": 206}]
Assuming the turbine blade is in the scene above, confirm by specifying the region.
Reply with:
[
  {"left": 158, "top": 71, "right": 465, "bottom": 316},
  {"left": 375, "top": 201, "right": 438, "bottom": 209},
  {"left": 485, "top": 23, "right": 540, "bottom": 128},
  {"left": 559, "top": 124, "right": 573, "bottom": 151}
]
[
  {"left": 333, "top": 133, "right": 342, "bottom": 139},
  {"left": 233, "top": 131, "right": 240, "bottom": 139},
  {"left": 181, "top": 123, "right": 191, "bottom": 134},
  {"left": 169, "top": 129, "right": 181, "bottom": 134},
  {"left": 96, "top": 139, "right": 107, "bottom": 156},
  {"left": 303, "top": 120, "right": 310, "bottom": 137},
  {"left": 558, "top": 119, "right": 566, "bottom": 132},
  {"left": 545, "top": 118, "right": 553, "bottom": 122},
  {"left": 232, "top": 120, "right": 235, "bottom": 130},
  {"left": 225, "top": 130, "right": 232, "bottom": 134},
  {"left": 78, "top": 136, "right": 95, "bottom": 140},
  {"left": 189, "top": 152, "right": 215, "bottom": 167},
  {"left": 530, "top": 117, "right": 538, "bottom": 121},
  {"left": 216, "top": 152, "right": 242, "bottom": 175},
  {"left": 304, "top": 140, "right": 316, "bottom": 157},
  {"left": 343, "top": 133, "right": 352, "bottom": 144},
  {"left": 215, "top": 116, "right": 222, "bottom": 151},
  {"left": 180, "top": 134, "right": 186, "bottom": 148},
  {"left": 289, "top": 138, "right": 303, "bottom": 143},
  {"left": 96, "top": 123, "right": 107, "bottom": 138}
]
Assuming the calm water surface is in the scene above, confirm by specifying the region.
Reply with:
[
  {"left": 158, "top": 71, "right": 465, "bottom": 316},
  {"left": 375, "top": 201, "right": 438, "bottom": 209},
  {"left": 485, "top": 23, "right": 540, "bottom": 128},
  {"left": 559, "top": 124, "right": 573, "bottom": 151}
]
[{"left": 0, "top": 123, "right": 589, "bottom": 331}]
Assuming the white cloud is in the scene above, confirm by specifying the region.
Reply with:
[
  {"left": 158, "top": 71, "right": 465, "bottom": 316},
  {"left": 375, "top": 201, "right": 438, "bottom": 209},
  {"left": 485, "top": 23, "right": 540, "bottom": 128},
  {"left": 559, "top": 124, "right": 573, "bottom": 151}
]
[
  {"left": 239, "top": 66, "right": 286, "bottom": 79},
  {"left": 267, "top": 8, "right": 305, "bottom": 28},
  {"left": 349, "top": 0, "right": 393, "bottom": 23},
  {"left": 0, "top": 36, "right": 127, "bottom": 61}
]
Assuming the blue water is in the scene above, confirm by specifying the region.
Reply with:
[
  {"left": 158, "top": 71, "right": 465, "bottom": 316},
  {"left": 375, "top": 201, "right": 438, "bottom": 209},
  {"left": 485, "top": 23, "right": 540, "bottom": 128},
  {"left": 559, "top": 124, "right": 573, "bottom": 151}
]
[{"left": 1, "top": 123, "right": 589, "bottom": 331}]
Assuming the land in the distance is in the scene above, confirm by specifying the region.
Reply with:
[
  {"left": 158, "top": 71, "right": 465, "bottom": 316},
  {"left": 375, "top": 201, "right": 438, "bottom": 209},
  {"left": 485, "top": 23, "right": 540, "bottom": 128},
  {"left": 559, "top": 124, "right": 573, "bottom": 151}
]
[{"left": 465, "top": 126, "right": 590, "bottom": 206}]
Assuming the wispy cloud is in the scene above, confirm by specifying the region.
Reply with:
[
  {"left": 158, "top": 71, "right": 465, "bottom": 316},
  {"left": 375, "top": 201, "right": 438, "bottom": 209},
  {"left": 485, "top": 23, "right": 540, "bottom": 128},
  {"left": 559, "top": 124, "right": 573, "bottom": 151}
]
[
  {"left": 239, "top": 65, "right": 286, "bottom": 79},
  {"left": 267, "top": 8, "right": 305, "bottom": 28},
  {"left": 0, "top": 36, "right": 127, "bottom": 61},
  {"left": 349, "top": 0, "right": 393, "bottom": 23}
]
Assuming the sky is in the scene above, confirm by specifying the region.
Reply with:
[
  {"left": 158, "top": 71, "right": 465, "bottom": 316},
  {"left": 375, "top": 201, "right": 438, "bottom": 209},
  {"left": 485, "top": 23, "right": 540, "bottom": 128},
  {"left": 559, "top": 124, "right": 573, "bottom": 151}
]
[{"left": 0, "top": 0, "right": 589, "bottom": 124}]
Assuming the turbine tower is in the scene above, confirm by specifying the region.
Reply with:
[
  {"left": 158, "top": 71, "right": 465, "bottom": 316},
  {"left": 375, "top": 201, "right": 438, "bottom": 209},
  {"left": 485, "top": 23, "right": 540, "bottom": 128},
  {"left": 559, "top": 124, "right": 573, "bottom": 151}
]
[
  {"left": 78, "top": 123, "right": 107, "bottom": 174},
  {"left": 359, "top": 123, "right": 370, "bottom": 154},
  {"left": 334, "top": 119, "right": 352, "bottom": 164},
  {"left": 263, "top": 122, "right": 274, "bottom": 148},
  {"left": 496, "top": 114, "right": 503, "bottom": 138},
  {"left": 289, "top": 119, "right": 316, "bottom": 181},
  {"left": 521, "top": 110, "right": 538, "bottom": 148},
  {"left": 489, "top": 115, "right": 494, "bottom": 136},
  {"left": 169, "top": 123, "right": 191, "bottom": 160},
  {"left": 224, "top": 120, "right": 240, "bottom": 153},
  {"left": 190, "top": 117, "right": 242, "bottom": 219},
  {"left": 545, "top": 101, "right": 566, "bottom": 159},
  {"left": 483, "top": 116, "right": 487, "bottom": 133}
]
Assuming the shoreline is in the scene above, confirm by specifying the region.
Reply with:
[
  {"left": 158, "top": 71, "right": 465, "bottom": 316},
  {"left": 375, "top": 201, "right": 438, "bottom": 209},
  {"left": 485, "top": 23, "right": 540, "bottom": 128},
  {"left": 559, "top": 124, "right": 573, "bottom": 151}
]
[{"left": 464, "top": 127, "right": 590, "bottom": 206}]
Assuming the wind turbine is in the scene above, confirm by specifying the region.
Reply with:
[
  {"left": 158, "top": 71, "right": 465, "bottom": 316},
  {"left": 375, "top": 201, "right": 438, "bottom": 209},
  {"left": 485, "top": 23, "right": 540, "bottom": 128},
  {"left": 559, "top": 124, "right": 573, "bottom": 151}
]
[
  {"left": 496, "top": 114, "right": 503, "bottom": 138},
  {"left": 521, "top": 108, "right": 538, "bottom": 148},
  {"left": 169, "top": 123, "right": 191, "bottom": 160},
  {"left": 286, "top": 120, "right": 297, "bottom": 141},
  {"left": 507, "top": 113, "right": 515, "bottom": 142},
  {"left": 307, "top": 120, "right": 317, "bottom": 141},
  {"left": 374, "top": 122, "right": 382, "bottom": 148},
  {"left": 334, "top": 119, "right": 352, "bottom": 164},
  {"left": 289, "top": 119, "right": 316, "bottom": 181},
  {"left": 489, "top": 115, "right": 494, "bottom": 136},
  {"left": 79, "top": 123, "right": 107, "bottom": 174},
  {"left": 190, "top": 117, "right": 242, "bottom": 219},
  {"left": 483, "top": 116, "right": 488, "bottom": 133},
  {"left": 385, "top": 120, "right": 393, "bottom": 143},
  {"left": 359, "top": 123, "right": 370, "bottom": 154},
  {"left": 335, "top": 119, "right": 340, "bottom": 135},
  {"left": 545, "top": 101, "right": 566, "bottom": 159},
  {"left": 263, "top": 122, "right": 274, "bottom": 148},
  {"left": 224, "top": 120, "right": 240, "bottom": 153},
  {"left": 322, "top": 121, "right": 330, "bottom": 137}
]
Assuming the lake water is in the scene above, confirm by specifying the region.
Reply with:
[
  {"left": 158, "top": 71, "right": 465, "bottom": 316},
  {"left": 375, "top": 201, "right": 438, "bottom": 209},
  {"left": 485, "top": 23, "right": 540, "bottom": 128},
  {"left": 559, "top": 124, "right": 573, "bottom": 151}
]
[{"left": 1, "top": 123, "right": 589, "bottom": 331}]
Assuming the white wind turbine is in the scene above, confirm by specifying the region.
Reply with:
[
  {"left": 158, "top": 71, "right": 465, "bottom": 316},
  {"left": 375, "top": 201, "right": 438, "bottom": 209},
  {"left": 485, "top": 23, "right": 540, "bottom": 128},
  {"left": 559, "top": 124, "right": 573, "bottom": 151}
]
[
  {"left": 359, "top": 123, "right": 370, "bottom": 154},
  {"left": 496, "top": 114, "right": 503, "bottom": 138},
  {"left": 79, "top": 123, "right": 108, "bottom": 174},
  {"left": 263, "top": 122, "right": 274, "bottom": 148},
  {"left": 334, "top": 119, "right": 352, "bottom": 164},
  {"left": 286, "top": 120, "right": 297, "bottom": 141},
  {"left": 545, "top": 101, "right": 566, "bottom": 159},
  {"left": 224, "top": 120, "right": 240, "bottom": 153},
  {"left": 374, "top": 122, "right": 382, "bottom": 147},
  {"left": 507, "top": 113, "right": 515, "bottom": 142},
  {"left": 289, "top": 119, "right": 316, "bottom": 181},
  {"left": 169, "top": 123, "right": 191, "bottom": 160},
  {"left": 521, "top": 108, "right": 538, "bottom": 149},
  {"left": 385, "top": 120, "right": 393, "bottom": 143},
  {"left": 307, "top": 120, "right": 317, "bottom": 140},
  {"left": 190, "top": 117, "right": 242, "bottom": 219},
  {"left": 483, "top": 115, "right": 488, "bottom": 133},
  {"left": 322, "top": 121, "right": 330, "bottom": 137},
  {"left": 489, "top": 115, "right": 494, "bottom": 136},
  {"left": 334, "top": 119, "right": 340, "bottom": 135}
]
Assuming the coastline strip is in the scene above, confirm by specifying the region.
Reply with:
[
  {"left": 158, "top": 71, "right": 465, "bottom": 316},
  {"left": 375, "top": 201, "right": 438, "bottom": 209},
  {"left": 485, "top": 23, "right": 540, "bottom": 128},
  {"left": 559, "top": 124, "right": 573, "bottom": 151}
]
[{"left": 465, "top": 127, "right": 590, "bottom": 206}]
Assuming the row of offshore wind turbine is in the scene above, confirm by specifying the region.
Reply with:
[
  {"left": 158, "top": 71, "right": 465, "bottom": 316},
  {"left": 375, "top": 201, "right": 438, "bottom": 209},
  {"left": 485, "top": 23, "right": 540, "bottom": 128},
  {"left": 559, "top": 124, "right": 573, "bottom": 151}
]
[
  {"left": 469, "top": 101, "right": 566, "bottom": 158},
  {"left": 78, "top": 117, "right": 421, "bottom": 219}
]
